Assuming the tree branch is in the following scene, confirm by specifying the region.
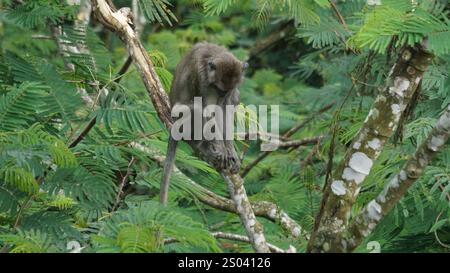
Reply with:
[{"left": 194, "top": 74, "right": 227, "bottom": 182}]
[
  {"left": 309, "top": 43, "right": 433, "bottom": 252},
  {"left": 248, "top": 20, "right": 296, "bottom": 62},
  {"left": 344, "top": 104, "right": 450, "bottom": 252},
  {"left": 111, "top": 156, "right": 135, "bottom": 212},
  {"left": 91, "top": 0, "right": 270, "bottom": 252},
  {"left": 240, "top": 103, "right": 334, "bottom": 177},
  {"left": 164, "top": 232, "right": 293, "bottom": 253},
  {"left": 211, "top": 232, "right": 292, "bottom": 253},
  {"left": 276, "top": 136, "right": 323, "bottom": 148},
  {"left": 130, "top": 142, "right": 307, "bottom": 241},
  {"left": 328, "top": 0, "right": 349, "bottom": 33}
]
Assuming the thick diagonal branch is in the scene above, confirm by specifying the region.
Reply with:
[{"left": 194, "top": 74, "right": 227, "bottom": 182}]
[
  {"left": 130, "top": 142, "right": 307, "bottom": 240},
  {"left": 91, "top": 0, "right": 270, "bottom": 252},
  {"left": 309, "top": 44, "right": 433, "bottom": 252},
  {"left": 344, "top": 104, "right": 450, "bottom": 252}
]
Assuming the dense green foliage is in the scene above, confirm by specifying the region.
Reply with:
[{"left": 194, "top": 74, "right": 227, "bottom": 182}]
[{"left": 0, "top": 0, "right": 449, "bottom": 253}]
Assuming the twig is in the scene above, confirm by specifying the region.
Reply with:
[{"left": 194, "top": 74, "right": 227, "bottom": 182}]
[
  {"left": 433, "top": 211, "right": 450, "bottom": 249},
  {"left": 240, "top": 103, "right": 334, "bottom": 177},
  {"left": 111, "top": 156, "right": 136, "bottom": 212},
  {"left": 276, "top": 136, "right": 323, "bottom": 148},
  {"left": 248, "top": 20, "right": 296, "bottom": 61},
  {"left": 329, "top": 0, "right": 349, "bottom": 33},
  {"left": 68, "top": 55, "right": 134, "bottom": 148},
  {"left": 301, "top": 140, "right": 321, "bottom": 168}
]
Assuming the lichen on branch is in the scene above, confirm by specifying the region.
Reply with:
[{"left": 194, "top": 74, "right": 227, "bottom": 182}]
[
  {"left": 310, "top": 44, "right": 433, "bottom": 252},
  {"left": 344, "top": 104, "right": 450, "bottom": 252}
]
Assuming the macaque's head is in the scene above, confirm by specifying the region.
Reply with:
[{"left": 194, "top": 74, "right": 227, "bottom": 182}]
[{"left": 206, "top": 53, "right": 248, "bottom": 94}]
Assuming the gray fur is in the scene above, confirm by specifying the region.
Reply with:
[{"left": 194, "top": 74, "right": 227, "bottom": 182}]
[{"left": 160, "top": 42, "right": 246, "bottom": 205}]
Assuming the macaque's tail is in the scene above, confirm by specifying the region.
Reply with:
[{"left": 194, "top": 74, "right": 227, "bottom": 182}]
[{"left": 160, "top": 135, "right": 178, "bottom": 205}]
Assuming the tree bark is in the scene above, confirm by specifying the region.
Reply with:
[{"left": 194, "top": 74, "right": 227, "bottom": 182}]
[
  {"left": 309, "top": 43, "right": 433, "bottom": 252},
  {"left": 343, "top": 104, "right": 450, "bottom": 252}
]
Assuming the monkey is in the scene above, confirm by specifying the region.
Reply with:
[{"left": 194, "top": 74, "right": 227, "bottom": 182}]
[{"left": 160, "top": 42, "right": 248, "bottom": 205}]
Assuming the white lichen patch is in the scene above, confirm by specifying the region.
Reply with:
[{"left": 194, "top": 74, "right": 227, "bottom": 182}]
[
  {"left": 438, "top": 111, "right": 450, "bottom": 130},
  {"left": 367, "top": 138, "right": 381, "bottom": 151},
  {"left": 378, "top": 188, "right": 387, "bottom": 203},
  {"left": 331, "top": 180, "right": 347, "bottom": 196},
  {"left": 389, "top": 77, "right": 410, "bottom": 97},
  {"left": 390, "top": 176, "right": 400, "bottom": 188},
  {"left": 391, "top": 104, "right": 401, "bottom": 115},
  {"left": 331, "top": 218, "right": 345, "bottom": 233},
  {"left": 367, "top": 200, "right": 382, "bottom": 221},
  {"left": 375, "top": 95, "right": 387, "bottom": 103},
  {"left": 353, "top": 142, "right": 361, "bottom": 150},
  {"left": 292, "top": 227, "right": 301, "bottom": 237},
  {"left": 429, "top": 135, "right": 445, "bottom": 151},
  {"left": 388, "top": 122, "right": 394, "bottom": 128},
  {"left": 254, "top": 235, "right": 266, "bottom": 246},
  {"left": 361, "top": 228, "right": 370, "bottom": 237},
  {"left": 343, "top": 167, "right": 366, "bottom": 184},
  {"left": 369, "top": 109, "right": 380, "bottom": 119},
  {"left": 268, "top": 208, "right": 277, "bottom": 218},
  {"left": 399, "top": 170, "right": 407, "bottom": 181},
  {"left": 349, "top": 152, "right": 373, "bottom": 175}
]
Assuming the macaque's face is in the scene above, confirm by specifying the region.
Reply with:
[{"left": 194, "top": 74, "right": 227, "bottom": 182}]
[{"left": 207, "top": 56, "right": 248, "bottom": 94}]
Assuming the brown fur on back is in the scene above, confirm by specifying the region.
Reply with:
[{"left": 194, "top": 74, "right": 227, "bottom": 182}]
[{"left": 169, "top": 42, "right": 242, "bottom": 105}]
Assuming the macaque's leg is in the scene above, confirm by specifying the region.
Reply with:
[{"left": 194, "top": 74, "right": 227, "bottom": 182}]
[
  {"left": 221, "top": 94, "right": 240, "bottom": 173},
  {"left": 195, "top": 140, "right": 227, "bottom": 170},
  {"left": 188, "top": 102, "right": 228, "bottom": 170}
]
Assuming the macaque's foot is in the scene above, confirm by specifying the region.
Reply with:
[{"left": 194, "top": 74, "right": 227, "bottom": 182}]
[
  {"left": 207, "top": 142, "right": 227, "bottom": 170},
  {"left": 225, "top": 149, "right": 240, "bottom": 174}
]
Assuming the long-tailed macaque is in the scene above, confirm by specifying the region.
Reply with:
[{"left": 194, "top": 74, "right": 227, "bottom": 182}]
[{"left": 160, "top": 42, "right": 247, "bottom": 205}]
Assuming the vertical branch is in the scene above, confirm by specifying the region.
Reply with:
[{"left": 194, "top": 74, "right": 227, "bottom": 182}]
[
  {"left": 90, "top": 0, "right": 270, "bottom": 253},
  {"left": 222, "top": 173, "right": 270, "bottom": 252},
  {"left": 345, "top": 105, "right": 450, "bottom": 252},
  {"left": 310, "top": 44, "right": 433, "bottom": 252}
]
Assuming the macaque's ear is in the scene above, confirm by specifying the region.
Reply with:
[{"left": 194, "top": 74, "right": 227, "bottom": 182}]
[
  {"left": 208, "top": 60, "right": 216, "bottom": 70},
  {"left": 242, "top": 61, "right": 249, "bottom": 70}
]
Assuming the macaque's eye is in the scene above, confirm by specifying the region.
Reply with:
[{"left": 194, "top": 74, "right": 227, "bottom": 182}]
[{"left": 208, "top": 61, "right": 216, "bottom": 70}]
